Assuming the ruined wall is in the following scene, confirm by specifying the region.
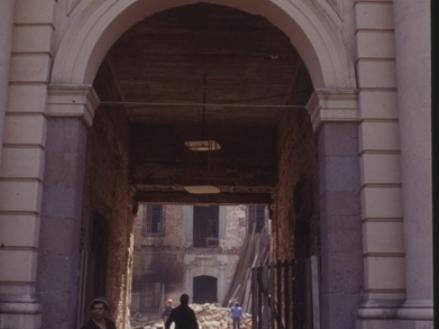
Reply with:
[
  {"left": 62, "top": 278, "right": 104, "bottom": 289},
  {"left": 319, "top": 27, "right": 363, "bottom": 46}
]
[
  {"left": 133, "top": 205, "right": 185, "bottom": 248},
  {"left": 221, "top": 205, "right": 248, "bottom": 250},
  {"left": 85, "top": 103, "right": 134, "bottom": 329},
  {"left": 131, "top": 205, "right": 186, "bottom": 315},
  {"left": 131, "top": 205, "right": 249, "bottom": 315},
  {"left": 184, "top": 206, "right": 248, "bottom": 303},
  {"left": 273, "top": 109, "right": 316, "bottom": 260}
]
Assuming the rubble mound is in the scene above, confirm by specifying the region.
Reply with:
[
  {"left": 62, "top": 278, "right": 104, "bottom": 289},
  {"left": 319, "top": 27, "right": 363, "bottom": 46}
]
[
  {"left": 133, "top": 303, "right": 252, "bottom": 329},
  {"left": 192, "top": 303, "right": 252, "bottom": 329}
]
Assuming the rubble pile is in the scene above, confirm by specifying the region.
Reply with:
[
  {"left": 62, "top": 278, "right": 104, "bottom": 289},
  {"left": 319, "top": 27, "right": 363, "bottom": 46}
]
[
  {"left": 132, "top": 303, "right": 252, "bottom": 329},
  {"left": 192, "top": 303, "right": 252, "bottom": 329}
]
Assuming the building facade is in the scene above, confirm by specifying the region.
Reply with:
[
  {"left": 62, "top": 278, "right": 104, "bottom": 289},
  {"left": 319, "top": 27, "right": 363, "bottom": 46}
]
[
  {"left": 0, "top": 1, "right": 432, "bottom": 329},
  {"left": 131, "top": 204, "right": 256, "bottom": 316}
]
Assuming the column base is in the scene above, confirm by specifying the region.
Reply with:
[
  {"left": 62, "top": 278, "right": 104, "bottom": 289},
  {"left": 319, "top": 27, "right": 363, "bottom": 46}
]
[
  {"left": 397, "top": 300, "right": 433, "bottom": 320},
  {"left": 357, "top": 299, "right": 403, "bottom": 319},
  {"left": 0, "top": 301, "right": 41, "bottom": 329},
  {"left": 357, "top": 307, "right": 399, "bottom": 319},
  {"left": 357, "top": 319, "right": 433, "bottom": 329}
]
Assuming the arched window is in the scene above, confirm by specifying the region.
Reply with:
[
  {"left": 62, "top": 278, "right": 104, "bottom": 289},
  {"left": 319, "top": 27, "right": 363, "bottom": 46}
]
[{"left": 193, "top": 275, "right": 218, "bottom": 303}]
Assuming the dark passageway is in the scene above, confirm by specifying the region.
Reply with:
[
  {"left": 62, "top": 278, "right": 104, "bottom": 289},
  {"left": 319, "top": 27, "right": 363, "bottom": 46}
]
[{"left": 193, "top": 276, "right": 218, "bottom": 303}]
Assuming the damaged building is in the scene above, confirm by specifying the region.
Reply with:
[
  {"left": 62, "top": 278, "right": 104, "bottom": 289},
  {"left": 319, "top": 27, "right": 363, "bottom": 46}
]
[{"left": 131, "top": 204, "right": 267, "bottom": 316}]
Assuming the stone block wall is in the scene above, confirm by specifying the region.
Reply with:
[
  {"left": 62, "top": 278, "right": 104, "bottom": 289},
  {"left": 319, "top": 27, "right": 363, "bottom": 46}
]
[
  {"left": 37, "top": 118, "right": 88, "bottom": 329},
  {"left": 84, "top": 103, "right": 134, "bottom": 329},
  {"left": 273, "top": 109, "right": 316, "bottom": 261}
]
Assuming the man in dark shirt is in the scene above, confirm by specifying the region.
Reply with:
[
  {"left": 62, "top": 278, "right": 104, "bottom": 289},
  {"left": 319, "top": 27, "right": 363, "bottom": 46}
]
[
  {"left": 81, "top": 297, "right": 117, "bottom": 329},
  {"left": 165, "top": 294, "right": 199, "bottom": 329}
]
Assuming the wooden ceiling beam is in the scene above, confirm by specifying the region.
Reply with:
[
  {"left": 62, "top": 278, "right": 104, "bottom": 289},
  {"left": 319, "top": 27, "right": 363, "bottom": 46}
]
[
  {"left": 135, "top": 191, "right": 272, "bottom": 204},
  {"left": 132, "top": 165, "right": 277, "bottom": 187}
]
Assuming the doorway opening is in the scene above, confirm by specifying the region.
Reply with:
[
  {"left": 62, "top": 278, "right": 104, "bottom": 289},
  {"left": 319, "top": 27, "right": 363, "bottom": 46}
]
[{"left": 193, "top": 276, "right": 218, "bottom": 303}]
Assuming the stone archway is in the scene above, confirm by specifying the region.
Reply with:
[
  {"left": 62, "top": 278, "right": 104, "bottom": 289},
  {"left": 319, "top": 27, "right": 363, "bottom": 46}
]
[
  {"left": 42, "top": 2, "right": 361, "bottom": 329},
  {"left": 51, "top": 0, "right": 354, "bottom": 89}
]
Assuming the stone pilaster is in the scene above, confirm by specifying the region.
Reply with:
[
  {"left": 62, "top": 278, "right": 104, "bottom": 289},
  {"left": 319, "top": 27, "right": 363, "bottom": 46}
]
[
  {"left": 307, "top": 89, "right": 363, "bottom": 329},
  {"left": 37, "top": 85, "right": 99, "bottom": 329},
  {"left": 0, "top": 1, "right": 57, "bottom": 328},
  {"left": 37, "top": 117, "right": 88, "bottom": 329},
  {"left": 0, "top": 0, "right": 15, "bottom": 164},
  {"left": 393, "top": 0, "right": 433, "bottom": 324},
  {"left": 353, "top": 3, "right": 407, "bottom": 326}
]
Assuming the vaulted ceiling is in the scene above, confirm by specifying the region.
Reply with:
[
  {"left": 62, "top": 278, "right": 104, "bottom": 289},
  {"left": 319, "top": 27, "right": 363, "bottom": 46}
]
[{"left": 93, "top": 3, "right": 313, "bottom": 204}]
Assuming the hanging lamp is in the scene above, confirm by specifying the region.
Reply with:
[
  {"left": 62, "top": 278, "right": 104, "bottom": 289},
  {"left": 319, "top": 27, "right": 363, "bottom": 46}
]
[
  {"left": 183, "top": 73, "right": 221, "bottom": 194},
  {"left": 184, "top": 73, "right": 221, "bottom": 152}
]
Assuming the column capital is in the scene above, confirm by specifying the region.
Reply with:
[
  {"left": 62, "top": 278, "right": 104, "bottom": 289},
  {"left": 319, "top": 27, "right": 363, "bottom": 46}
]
[
  {"left": 47, "top": 84, "right": 100, "bottom": 127},
  {"left": 306, "top": 88, "right": 358, "bottom": 131}
]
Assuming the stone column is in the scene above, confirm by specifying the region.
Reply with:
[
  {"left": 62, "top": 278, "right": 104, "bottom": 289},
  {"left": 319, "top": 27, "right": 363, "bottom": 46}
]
[
  {"left": 393, "top": 0, "right": 433, "bottom": 322},
  {"left": 354, "top": 3, "right": 407, "bottom": 328},
  {"left": 0, "top": 2, "right": 56, "bottom": 328},
  {"left": 307, "top": 90, "right": 363, "bottom": 329},
  {"left": 0, "top": 0, "right": 15, "bottom": 163},
  {"left": 37, "top": 118, "right": 88, "bottom": 329},
  {"left": 36, "top": 85, "right": 98, "bottom": 329}
]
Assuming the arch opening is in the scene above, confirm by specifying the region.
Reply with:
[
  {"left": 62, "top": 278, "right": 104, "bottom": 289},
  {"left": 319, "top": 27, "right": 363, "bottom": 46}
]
[
  {"left": 77, "top": 4, "right": 316, "bottom": 327},
  {"left": 193, "top": 276, "right": 218, "bottom": 304},
  {"left": 51, "top": 0, "right": 355, "bottom": 89},
  {"left": 87, "top": 5, "right": 317, "bottom": 327},
  {"left": 37, "top": 3, "right": 361, "bottom": 329}
]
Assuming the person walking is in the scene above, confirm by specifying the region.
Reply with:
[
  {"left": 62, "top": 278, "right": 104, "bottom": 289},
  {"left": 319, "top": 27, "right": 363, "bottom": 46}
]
[
  {"left": 165, "top": 294, "right": 199, "bottom": 329},
  {"left": 81, "top": 297, "right": 117, "bottom": 329},
  {"left": 162, "top": 298, "right": 174, "bottom": 323},
  {"left": 230, "top": 302, "right": 242, "bottom": 329}
]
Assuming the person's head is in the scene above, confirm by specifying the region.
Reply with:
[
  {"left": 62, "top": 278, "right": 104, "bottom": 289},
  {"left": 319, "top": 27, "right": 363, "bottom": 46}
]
[
  {"left": 166, "top": 298, "right": 173, "bottom": 307},
  {"left": 90, "top": 297, "right": 110, "bottom": 321},
  {"left": 180, "top": 294, "right": 189, "bottom": 306},
  {"left": 234, "top": 302, "right": 239, "bottom": 307}
]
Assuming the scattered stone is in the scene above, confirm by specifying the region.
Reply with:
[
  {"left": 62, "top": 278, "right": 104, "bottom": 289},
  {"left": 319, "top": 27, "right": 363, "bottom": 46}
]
[{"left": 131, "top": 303, "right": 252, "bottom": 329}]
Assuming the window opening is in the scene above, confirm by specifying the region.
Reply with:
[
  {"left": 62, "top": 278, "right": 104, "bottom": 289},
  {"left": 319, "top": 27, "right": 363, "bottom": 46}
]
[
  {"left": 248, "top": 205, "right": 266, "bottom": 233},
  {"left": 193, "top": 205, "right": 219, "bottom": 248},
  {"left": 144, "top": 205, "right": 164, "bottom": 236}
]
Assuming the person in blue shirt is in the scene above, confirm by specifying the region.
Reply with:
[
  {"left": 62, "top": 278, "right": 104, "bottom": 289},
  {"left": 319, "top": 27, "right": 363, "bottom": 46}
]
[{"left": 230, "top": 302, "right": 242, "bottom": 329}]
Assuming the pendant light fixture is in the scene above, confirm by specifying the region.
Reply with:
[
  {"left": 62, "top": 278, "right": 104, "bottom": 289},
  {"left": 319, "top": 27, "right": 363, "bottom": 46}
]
[
  {"left": 183, "top": 73, "right": 221, "bottom": 194},
  {"left": 184, "top": 73, "right": 221, "bottom": 152}
]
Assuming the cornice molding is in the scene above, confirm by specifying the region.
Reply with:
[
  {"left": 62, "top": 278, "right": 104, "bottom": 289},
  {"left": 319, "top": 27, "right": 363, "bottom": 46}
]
[
  {"left": 47, "top": 84, "right": 100, "bottom": 127},
  {"left": 306, "top": 88, "right": 358, "bottom": 131}
]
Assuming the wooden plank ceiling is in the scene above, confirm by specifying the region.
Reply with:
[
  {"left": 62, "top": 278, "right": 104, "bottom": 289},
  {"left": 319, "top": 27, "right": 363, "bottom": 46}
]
[{"left": 94, "top": 3, "right": 313, "bottom": 204}]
